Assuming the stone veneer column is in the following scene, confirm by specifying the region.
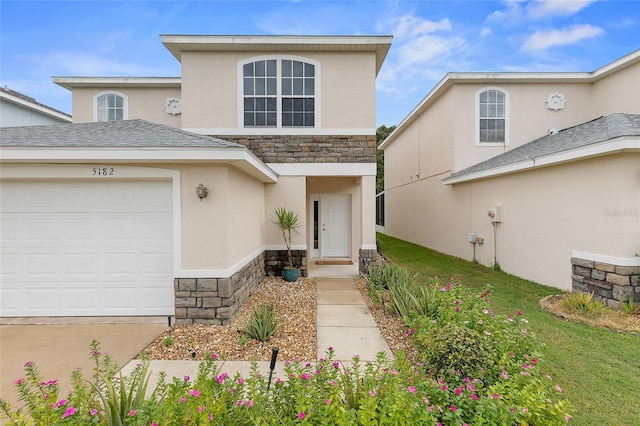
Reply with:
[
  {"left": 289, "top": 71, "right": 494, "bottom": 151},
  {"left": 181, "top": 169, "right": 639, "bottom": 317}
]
[
  {"left": 571, "top": 253, "right": 640, "bottom": 309},
  {"left": 359, "top": 248, "right": 378, "bottom": 275}
]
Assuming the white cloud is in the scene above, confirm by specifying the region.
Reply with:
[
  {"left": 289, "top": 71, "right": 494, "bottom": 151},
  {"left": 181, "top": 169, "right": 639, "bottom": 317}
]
[
  {"left": 526, "top": 0, "right": 596, "bottom": 19},
  {"left": 480, "top": 27, "right": 493, "bottom": 37},
  {"left": 488, "top": 0, "right": 597, "bottom": 23},
  {"left": 522, "top": 24, "right": 604, "bottom": 51},
  {"left": 393, "top": 15, "right": 452, "bottom": 38},
  {"left": 376, "top": 13, "right": 466, "bottom": 98}
]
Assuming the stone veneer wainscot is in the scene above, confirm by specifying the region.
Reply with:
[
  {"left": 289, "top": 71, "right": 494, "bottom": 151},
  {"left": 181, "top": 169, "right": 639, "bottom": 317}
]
[
  {"left": 571, "top": 252, "right": 640, "bottom": 309},
  {"left": 174, "top": 254, "right": 265, "bottom": 325}
]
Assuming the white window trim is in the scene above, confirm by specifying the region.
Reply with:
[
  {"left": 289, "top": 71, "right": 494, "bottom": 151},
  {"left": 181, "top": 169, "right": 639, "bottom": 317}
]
[
  {"left": 475, "top": 87, "right": 509, "bottom": 147},
  {"left": 237, "top": 55, "right": 321, "bottom": 130},
  {"left": 93, "top": 91, "right": 129, "bottom": 122}
]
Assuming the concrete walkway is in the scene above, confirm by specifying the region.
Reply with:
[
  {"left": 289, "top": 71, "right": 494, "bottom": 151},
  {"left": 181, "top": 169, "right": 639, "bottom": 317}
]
[{"left": 121, "top": 276, "right": 393, "bottom": 385}]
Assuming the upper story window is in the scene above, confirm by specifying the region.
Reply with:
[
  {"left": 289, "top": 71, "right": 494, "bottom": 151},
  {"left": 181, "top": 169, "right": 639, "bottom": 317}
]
[
  {"left": 94, "top": 91, "right": 128, "bottom": 122},
  {"left": 476, "top": 88, "right": 508, "bottom": 145},
  {"left": 242, "top": 57, "right": 316, "bottom": 128}
]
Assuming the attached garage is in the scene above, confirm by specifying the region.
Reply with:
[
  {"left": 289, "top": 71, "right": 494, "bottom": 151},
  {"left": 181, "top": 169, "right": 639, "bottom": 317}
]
[
  {"left": 1, "top": 119, "right": 279, "bottom": 321},
  {"left": 0, "top": 178, "right": 174, "bottom": 316}
]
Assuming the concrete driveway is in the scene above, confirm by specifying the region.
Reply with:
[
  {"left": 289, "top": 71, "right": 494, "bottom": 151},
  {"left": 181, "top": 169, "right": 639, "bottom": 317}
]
[{"left": 0, "top": 317, "right": 167, "bottom": 407}]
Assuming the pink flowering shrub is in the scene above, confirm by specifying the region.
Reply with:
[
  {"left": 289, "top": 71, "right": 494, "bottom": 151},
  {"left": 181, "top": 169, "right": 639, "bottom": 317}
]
[{"left": 1, "top": 278, "right": 572, "bottom": 424}]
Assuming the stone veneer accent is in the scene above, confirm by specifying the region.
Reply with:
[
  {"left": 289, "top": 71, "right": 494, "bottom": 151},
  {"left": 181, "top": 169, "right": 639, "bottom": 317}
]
[
  {"left": 174, "top": 254, "right": 265, "bottom": 325},
  {"left": 215, "top": 135, "right": 376, "bottom": 164},
  {"left": 359, "top": 249, "right": 378, "bottom": 275},
  {"left": 571, "top": 256, "right": 640, "bottom": 309},
  {"left": 264, "top": 249, "right": 308, "bottom": 278}
]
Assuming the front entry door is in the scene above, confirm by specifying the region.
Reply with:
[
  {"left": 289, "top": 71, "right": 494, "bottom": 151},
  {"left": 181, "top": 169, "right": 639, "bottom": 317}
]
[{"left": 320, "top": 195, "right": 351, "bottom": 257}]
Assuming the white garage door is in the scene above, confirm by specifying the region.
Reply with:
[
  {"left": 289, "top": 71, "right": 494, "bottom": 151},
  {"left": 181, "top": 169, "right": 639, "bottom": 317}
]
[{"left": 0, "top": 179, "right": 174, "bottom": 316}]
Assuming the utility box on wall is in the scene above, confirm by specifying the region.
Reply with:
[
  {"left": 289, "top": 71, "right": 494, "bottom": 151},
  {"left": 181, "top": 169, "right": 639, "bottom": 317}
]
[{"left": 488, "top": 205, "right": 503, "bottom": 223}]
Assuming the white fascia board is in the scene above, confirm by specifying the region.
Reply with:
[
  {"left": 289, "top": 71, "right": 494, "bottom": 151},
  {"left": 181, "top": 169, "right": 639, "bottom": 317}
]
[
  {"left": 572, "top": 251, "right": 640, "bottom": 267},
  {"left": 268, "top": 162, "right": 376, "bottom": 176},
  {"left": 183, "top": 127, "right": 375, "bottom": 136},
  {"left": 0, "top": 92, "right": 71, "bottom": 122},
  {"left": 0, "top": 147, "right": 278, "bottom": 182},
  {"left": 53, "top": 77, "right": 181, "bottom": 90},
  {"left": 442, "top": 137, "right": 640, "bottom": 185}
]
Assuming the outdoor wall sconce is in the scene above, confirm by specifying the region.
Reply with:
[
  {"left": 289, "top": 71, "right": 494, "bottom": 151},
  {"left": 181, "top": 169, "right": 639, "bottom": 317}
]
[{"left": 196, "top": 183, "right": 209, "bottom": 201}]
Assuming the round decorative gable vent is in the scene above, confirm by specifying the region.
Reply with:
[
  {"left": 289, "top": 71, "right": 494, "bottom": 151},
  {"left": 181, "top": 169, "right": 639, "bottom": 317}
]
[
  {"left": 546, "top": 92, "right": 565, "bottom": 111},
  {"left": 165, "top": 97, "right": 183, "bottom": 115}
]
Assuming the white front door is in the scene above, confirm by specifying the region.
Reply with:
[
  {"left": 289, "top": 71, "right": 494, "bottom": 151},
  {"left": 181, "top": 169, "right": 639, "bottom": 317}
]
[{"left": 320, "top": 195, "right": 351, "bottom": 258}]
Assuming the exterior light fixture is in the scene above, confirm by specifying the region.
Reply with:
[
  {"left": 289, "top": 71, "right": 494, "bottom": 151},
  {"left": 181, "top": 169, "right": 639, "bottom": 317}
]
[{"left": 196, "top": 183, "right": 208, "bottom": 201}]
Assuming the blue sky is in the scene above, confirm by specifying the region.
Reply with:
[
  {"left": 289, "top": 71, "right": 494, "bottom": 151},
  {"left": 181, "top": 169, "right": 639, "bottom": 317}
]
[{"left": 1, "top": 0, "right": 638, "bottom": 126}]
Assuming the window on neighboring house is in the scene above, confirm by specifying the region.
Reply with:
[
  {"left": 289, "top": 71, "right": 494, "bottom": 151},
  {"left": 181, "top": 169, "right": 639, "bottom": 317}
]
[
  {"left": 243, "top": 58, "right": 315, "bottom": 128},
  {"left": 477, "top": 88, "right": 508, "bottom": 145},
  {"left": 95, "top": 92, "right": 127, "bottom": 122}
]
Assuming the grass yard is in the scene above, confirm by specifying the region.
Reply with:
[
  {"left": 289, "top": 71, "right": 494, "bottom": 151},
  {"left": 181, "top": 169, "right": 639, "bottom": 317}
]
[{"left": 377, "top": 233, "right": 640, "bottom": 426}]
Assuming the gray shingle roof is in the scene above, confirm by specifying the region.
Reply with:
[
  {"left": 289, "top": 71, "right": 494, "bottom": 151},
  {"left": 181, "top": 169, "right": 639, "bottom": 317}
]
[
  {"left": 448, "top": 113, "right": 640, "bottom": 179},
  {"left": 0, "top": 119, "right": 244, "bottom": 148}
]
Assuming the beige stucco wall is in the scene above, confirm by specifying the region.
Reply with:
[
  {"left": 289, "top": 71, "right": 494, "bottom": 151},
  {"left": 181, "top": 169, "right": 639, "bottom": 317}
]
[
  {"left": 592, "top": 63, "right": 640, "bottom": 114},
  {"left": 451, "top": 82, "right": 597, "bottom": 173},
  {"left": 180, "top": 51, "right": 376, "bottom": 130},
  {"left": 385, "top": 153, "right": 639, "bottom": 290},
  {"left": 227, "top": 166, "right": 267, "bottom": 265},
  {"left": 71, "top": 87, "right": 182, "bottom": 127},
  {"left": 265, "top": 176, "right": 308, "bottom": 249},
  {"left": 179, "top": 164, "right": 233, "bottom": 270}
]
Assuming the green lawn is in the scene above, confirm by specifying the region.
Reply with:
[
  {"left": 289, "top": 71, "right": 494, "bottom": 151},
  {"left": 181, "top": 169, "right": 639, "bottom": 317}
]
[{"left": 377, "top": 233, "right": 640, "bottom": 426}]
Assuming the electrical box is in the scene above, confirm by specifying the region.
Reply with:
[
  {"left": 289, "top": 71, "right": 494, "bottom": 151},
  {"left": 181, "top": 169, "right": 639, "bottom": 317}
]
[
  {"left": 488, "top": 205, "right": 503, "bottom": 223},
  {"left": 468, "top": 232, "right": 477, "bottom": 243}
]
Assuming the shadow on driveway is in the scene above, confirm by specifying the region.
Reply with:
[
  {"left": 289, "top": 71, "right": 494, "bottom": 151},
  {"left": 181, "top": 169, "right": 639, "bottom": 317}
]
[{"left": 0, "top": 317, "right": 167, "bottom": 407}]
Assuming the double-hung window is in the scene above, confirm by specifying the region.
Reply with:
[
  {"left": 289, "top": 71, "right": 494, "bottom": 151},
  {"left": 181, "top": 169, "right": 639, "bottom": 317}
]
[
  {"left": 243, "top": 58, "right": 315, "bottom": 128},
  {"left": 477, "top": 88, "right": 508, "bottom": 145},
  {"left": 94, "top": 92, "right": 127, "bottom": 122}
]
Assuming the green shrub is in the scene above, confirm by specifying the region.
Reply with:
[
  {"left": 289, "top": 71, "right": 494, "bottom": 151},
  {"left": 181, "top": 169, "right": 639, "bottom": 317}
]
[
  {"left": 242, "top": 304, "right": 278, "bottom": 342},
  {"left": 414, "top": 321, "right": 500, "bottom": 384}
]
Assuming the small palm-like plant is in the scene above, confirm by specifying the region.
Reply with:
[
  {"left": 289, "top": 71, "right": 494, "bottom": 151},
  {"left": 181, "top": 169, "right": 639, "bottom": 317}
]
[
  {"left": 243, "top": 304, "right": 278, "bottom": 342},
  {"left": 271, "top": 206, "right": 301, "bottom": 269}
]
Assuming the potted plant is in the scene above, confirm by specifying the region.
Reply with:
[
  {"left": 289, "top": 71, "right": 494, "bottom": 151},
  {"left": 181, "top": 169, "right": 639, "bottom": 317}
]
[{"left": 271, "top": 206, "right": 301, "bottom": 282}]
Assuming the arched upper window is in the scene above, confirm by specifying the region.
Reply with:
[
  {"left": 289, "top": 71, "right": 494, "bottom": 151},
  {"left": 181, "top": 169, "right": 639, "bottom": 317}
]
[
  {"left": 476, "top": 88, "right": 509, "bottom": 145},
  {"left": 242, "top": 57, "right": 316, "bottom": 128},
  {"left": 94, "top": 91, "right": 128, "bottom": 122}
]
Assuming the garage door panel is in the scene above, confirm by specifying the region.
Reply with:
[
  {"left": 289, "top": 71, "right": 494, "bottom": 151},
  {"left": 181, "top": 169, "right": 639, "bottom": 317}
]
[
  {"left": 1, "top": 179, "right": 174, "bottom": 316},
  {"left": 64, "top": 254, "right": 98, "bottom": 275},
  {"left": 104, "top": 253, "right": 137, "bottom": 274},
  {"left": 26, "top": 254, "right": 59, "bottom": 275}
]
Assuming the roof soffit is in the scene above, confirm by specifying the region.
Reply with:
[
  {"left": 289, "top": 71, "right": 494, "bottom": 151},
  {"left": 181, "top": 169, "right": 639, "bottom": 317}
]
[{"left": 160, "top": 35, "right": 393, "bottom": 75}]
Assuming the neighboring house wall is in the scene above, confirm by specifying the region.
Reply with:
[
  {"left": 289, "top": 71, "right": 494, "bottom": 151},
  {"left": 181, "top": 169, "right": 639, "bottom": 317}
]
[
  {"left": 383, "top": 51, "right": 640, "bottom": 291},
  {"left": 0, "top": 88, "right": 71, "bottom": 126}
]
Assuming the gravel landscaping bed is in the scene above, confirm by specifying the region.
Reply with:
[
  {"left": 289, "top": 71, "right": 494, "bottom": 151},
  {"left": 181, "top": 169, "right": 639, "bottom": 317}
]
[{"left": 141, "top": 276, "right": 416, "bottom": 362}]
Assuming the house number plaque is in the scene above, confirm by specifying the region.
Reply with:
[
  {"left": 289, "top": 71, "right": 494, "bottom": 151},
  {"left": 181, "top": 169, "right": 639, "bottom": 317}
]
[{"left": 91, "top": 167, "right": 115, "bottom": 176}]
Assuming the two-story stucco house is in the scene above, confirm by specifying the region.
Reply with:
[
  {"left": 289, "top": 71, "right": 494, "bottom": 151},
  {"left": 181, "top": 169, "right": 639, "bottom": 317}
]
[
  {"left": 0, "top": 35, "right": 392, "bottom": 322},
  {"left": 381, "top": 50, "right": 640, "bottom": 304}
]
